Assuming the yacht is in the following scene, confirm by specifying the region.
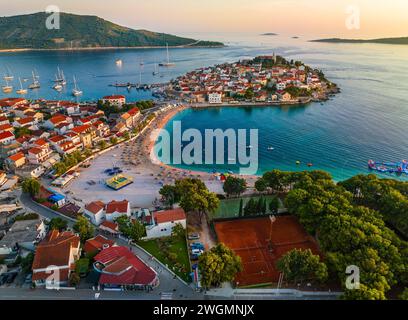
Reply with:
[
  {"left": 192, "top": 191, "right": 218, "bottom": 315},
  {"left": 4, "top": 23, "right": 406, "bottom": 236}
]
[
  {"left": 2, "top": 79, "right": 13, "bottom": 93},
  {"left": 267, "top": 147, "right": 275, "bottom": 151},
  {"left": 16, "top": 77, "right": 28, "bottom": 95},
  {"left": 159, "top": 43, "right": 176, "bottom": 67},
  {"left": 72, "top": 76, "right": 83, "bottom": 97},
  {"left": 28, "top": 71, "right": 40, "bottom": 89},
  {"left": 116, "top": 59, "right": 123, "bottom": 66},
  {"left": 3, "top": 67, "right": 14, "bottom": 81}
]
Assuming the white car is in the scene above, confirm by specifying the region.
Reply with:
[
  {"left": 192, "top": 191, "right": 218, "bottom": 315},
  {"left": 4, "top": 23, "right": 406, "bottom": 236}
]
[{"left": 191, "top": 249, "right": 204, "bottom": 255}]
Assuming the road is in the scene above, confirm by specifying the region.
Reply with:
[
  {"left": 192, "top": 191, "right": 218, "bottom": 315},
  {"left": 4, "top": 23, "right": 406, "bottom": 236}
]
[
  {"left": 15, "top": 191, "right": 203, "bottom": 300},
  {"left": 0, "top": 287, "right": 187, "bottom": 300}
]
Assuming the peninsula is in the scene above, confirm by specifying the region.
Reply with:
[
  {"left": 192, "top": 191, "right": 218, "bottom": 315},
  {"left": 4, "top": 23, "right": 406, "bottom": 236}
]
[
  {"left": 0, "top": 12, "right": 224, "bottom": 50},
  {"left": 311, "top": 37, "right": 408, "bottom": 45},
  {"left": 161, "top": 54, "right": 339, "bottom": 106}
]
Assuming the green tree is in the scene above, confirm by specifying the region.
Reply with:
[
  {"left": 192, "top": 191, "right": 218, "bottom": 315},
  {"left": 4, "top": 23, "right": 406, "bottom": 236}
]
[
  {"left": 73, "top": 216, "right": 95, "bottom": 242},
  {"left": 223, "top": 176, "right": 247, "bottom": 197},
  {"left": 199, "top": 243, "right": 243, "bottom": 288},
  {"left": 175, "top": 179, "right": 220, "bottom": 223},
  {"left": 115, "top": 216, "right": 146, "bottom": 242},
  {"left": 98, "top": 140, "right": 107, "bottom": 150},
  {"left": 22, "top": 178, "right": 40, "bottom": 197},
  {"left": 159, "top": 185, "right": 181, "bottom": 208},
  {"left": 400, "top": 288, "right": 408, "bottom": 300},
  {"left": 277, "top": 249, "right": 328, "bottom": 284},
  {"left": 47, "top": 217, "right": 68, "bottom": 231},
  {"left": 123, "top": 131, "right": 130, "bottom": 140},
  {"left": 171, "top": 223, "right": 186, "bottom": 239},
  {"left": 69, "top": 272, "right": 81, "bottom": 287},
  {"left": 20, "top": 253, "right": 34, "bottom": 274},
  {"left": 110, "top": 136, "right": 118, "bottom": 145},
  {"left": 244, "top": 198, "right": 258, "bottom": 216},
  {"left": 53, "top": 162, "right": 67, "bottom": 176},
  {"left": 269, "top": 196, "right": 280, "bottom": 215},
  {"left": 14, "top": 126, "right": 32, "bottom": 138},
  {"left": 238, "top": 199, "right": 244, "bottom": 217},
  {"left": 255, "top": 178, "right": 268, "bottom": 193}
]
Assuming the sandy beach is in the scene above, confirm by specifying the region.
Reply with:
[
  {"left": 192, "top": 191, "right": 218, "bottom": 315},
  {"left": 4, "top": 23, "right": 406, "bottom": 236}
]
[{"left": 63, "top": 105, "right": 258, "bottom": 209}]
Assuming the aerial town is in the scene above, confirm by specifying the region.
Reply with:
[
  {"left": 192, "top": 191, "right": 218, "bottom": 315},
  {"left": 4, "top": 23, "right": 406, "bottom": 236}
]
[{"left": 0, "top": 55, "right": 406, "bottom": 303}]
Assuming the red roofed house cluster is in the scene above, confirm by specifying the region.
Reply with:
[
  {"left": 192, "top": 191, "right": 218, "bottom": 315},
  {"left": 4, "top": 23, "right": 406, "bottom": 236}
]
[{"left": 93, "top": 246, "right": 159, "bottom": 290}]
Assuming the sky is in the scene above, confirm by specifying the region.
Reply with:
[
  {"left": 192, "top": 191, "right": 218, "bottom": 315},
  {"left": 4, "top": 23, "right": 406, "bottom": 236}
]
[{"left": 1, "top": 0, "right": 408, "bottom": 38}]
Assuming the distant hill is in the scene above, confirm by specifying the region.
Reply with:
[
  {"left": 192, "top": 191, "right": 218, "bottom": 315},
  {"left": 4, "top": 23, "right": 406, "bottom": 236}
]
[
  {"left": 0, "top": 12, "right": 224, "bottom": 50},
  {"left": 311, "top": 37, "right": 408, "bottom": 45},
  {"left": 261, "top": 33, "right": 278, "bottom": 36}
]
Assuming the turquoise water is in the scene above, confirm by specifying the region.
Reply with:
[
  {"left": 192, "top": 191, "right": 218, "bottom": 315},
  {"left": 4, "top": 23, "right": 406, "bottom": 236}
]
[{"left": 1, "top": 34, "right": 407, "bottom": 180}]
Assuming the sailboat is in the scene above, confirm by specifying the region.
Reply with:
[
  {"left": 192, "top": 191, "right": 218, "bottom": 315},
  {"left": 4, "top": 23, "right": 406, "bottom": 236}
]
[
  {"left": 72, "top": 76, "right": 83, "bottom": 97},
  {"left": 53, "top": 74, "right": 63, "bottom": 91},
  {"left": 54, "top": 66, "right": 66, "bottom": 85},
  {"left": 152, "top": 63, "right": 159, "bottom": 76},
  {"left": 1, "top": 79, "right": 13, "bottom": 93},
  {"left": 28, "top": 70, "right": 40, "bottom": 89},
  {"left": 16, "top": 77, "right": 28, "bottom": 95},
  {"left": 115, "top": 59, "right": 123, "bottom": 66},
  {"left": 3, "top": 67, "right": 14, "bottom": 81},
  {"left": 159, "top": 43, "right": 175, "bottom": 67}
]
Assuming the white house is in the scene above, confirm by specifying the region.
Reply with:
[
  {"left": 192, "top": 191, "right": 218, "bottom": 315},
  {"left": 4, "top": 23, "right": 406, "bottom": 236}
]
[
  {"left": 101, "top": 95, "right": 126, "bottom": 108},
  {"left": 276, "top": 82, "right": 286, "bottom": 91},
  {"left": 105, "top": 200, "right": 130, "bottom": 222},
  {"left": 145, "top": 208, "right": 187, "bottom": 239},
  {"left": 208, "top": 92, "right": 222, "bottom": 104},
  {"left": 84, "top": 201, "right": 106, "bottom": 226}
]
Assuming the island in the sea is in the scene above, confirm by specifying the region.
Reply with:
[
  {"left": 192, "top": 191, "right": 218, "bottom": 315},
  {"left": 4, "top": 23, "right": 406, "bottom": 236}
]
[
  {"left": 311, "top": 36, "right": 408, "bottom": 45},
  {"left": 161, "top": 54, "right": 339, "bottom": 106},
  {"left": 261, "top": 33, "right": 278, "bottom": 36},
  {"left": 0, "top": 12, "right": 224, "bottom": 50}
]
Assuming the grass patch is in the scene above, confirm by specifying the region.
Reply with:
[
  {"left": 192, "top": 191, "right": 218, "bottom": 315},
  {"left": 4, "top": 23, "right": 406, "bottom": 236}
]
[
  {"left": 138, "top": 235, "right": 191, "bottom": 283},
  {"left": 214, "top": 195, "right": 283, "bottom": 219}
]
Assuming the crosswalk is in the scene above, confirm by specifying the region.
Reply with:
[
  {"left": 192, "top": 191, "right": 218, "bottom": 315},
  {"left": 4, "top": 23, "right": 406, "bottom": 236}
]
[{"left": 161, "top": 292, "right": 173, "bottom": 300}]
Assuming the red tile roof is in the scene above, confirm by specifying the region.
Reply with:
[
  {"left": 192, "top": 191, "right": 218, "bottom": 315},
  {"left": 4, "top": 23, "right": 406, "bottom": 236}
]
[
  {"left": 71, "top": 124, "right": 92, "bottom": 134},
  {"left": 94, "top": 246, "right": 157, "bottom": 286},
  {"left": 105, "top": 200, "right": 129, "bottom": 214},
  {"left": 28, "top": 147, "right": 43, "bottom": 155},
  {"left": 103, "top": 95, "right": 125, "bottom": 100},
  {"left": 32, "top": 230, "right": 80, "bottom": 281},
  {"left": 0, "top": 124, "right": 13, "bottom": 132},
  {"left": 84, "top": 235, "right": 115, "bottom": 254},
  {"left": 8, "top": 152, "right": 25, "bottom": 162},
  {"left": 154, "top": 208, "right": 186, "bottom": 224},
  {"left": 17, "top": 117, "right": 34, "bottom": 125},
  {"left": 85, "top": 201, "right": 105, "bottom": 215},
  {"left": 100, "top": 221, "right": 119, "bottom": 233},
  {"left": 0, "top": 131, "right": 14, "bottom": 141}
]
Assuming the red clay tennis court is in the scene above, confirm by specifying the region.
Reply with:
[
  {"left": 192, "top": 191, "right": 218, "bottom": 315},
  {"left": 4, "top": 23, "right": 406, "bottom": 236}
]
[{"left": 214, "top": 216, "right": 320, "bottom": 287}]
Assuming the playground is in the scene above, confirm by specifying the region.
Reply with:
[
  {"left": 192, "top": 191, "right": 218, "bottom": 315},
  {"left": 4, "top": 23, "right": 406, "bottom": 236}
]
[
  {"left": 214, "top": 216, "right": 320, "bottom": 287},
  {"left": 105, "top": 174, "right": 134, "bottom": 191}
]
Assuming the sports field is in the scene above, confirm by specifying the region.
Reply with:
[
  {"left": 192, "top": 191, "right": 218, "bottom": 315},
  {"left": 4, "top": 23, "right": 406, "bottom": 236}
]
[
  {"left": 214, "top": 216, "right": 320, "bottom": 287},
  {"left": 213, "top": 195, "right": 283, "bottom": 219}
]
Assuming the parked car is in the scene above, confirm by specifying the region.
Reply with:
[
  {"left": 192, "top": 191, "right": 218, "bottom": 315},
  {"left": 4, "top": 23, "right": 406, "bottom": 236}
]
[
  {"left": 191, "top": 249, "right": 204, "bottom": 255},
  {"left": 188, "top": 233, "right": 200, "bottom": 240},
  {"left": 190, "top": 243, "right": 205, "bottom": 250},
  {"left": 190, "top": 254, "right": 200, "bottom": 261}
]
